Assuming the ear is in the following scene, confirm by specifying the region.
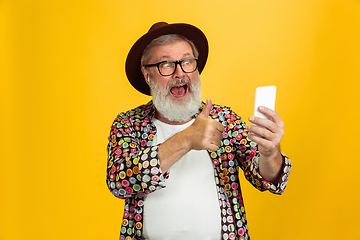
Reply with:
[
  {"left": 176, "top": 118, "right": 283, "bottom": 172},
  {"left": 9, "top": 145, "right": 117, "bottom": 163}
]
[{"left": 141, "top": 66, "right": 150, "bottom": 85}]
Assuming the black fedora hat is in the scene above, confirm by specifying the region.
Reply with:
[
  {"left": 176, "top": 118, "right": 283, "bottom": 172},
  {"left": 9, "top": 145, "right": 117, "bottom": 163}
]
[{"left": 125, "top": 22, "right": 208, "bottom": 95}]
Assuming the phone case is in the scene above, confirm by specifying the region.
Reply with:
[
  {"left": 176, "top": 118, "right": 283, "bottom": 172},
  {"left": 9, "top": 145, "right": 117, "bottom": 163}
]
[{"left": 253, "top": 86, "right": 276, "bottom": 120}]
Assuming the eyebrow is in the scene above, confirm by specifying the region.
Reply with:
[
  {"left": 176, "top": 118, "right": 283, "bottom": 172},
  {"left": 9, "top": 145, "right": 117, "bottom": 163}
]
[{"left": 158, "top": 53, "right": 192, "bottom": 61}]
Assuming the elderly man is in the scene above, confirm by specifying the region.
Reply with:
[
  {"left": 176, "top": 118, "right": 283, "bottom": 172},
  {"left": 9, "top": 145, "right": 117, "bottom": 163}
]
[{"left": 106, "top": 22, "right": 291, "bottom": 240}]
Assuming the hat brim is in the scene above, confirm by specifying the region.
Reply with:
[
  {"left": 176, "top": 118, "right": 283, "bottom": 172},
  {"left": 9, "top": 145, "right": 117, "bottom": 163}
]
[{"left": 125, "top": 23, "right": 208, "bottom": 96}]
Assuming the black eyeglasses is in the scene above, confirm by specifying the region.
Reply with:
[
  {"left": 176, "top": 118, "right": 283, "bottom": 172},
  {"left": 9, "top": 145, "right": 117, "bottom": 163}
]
[{"left": 144, "top": 57, "right": 198, "bottom": 76}]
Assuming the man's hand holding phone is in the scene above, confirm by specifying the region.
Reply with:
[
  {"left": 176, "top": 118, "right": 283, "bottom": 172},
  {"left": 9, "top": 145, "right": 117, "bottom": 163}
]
[
  {"left": 247, "top": 106, "right": 284, "bottom": 158},
  {"left": 246, "top": 86, "right": 285, "bottom": 183}
]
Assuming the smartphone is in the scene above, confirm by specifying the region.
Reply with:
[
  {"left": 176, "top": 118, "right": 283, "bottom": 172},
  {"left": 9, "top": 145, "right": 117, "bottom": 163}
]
[{"left": 253, "top": 86, "right": 277, "bottom": 120}]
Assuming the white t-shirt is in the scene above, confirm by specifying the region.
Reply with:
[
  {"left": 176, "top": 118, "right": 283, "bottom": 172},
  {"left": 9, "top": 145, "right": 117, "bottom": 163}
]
[{"left": 142, "top": 118, "right": 222, "bottom": 240}]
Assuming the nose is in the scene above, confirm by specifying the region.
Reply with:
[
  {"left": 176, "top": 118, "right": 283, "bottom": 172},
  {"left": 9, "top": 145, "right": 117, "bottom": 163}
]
[{"left": 172, "top": 62, "right": 186, "bottom": 78}]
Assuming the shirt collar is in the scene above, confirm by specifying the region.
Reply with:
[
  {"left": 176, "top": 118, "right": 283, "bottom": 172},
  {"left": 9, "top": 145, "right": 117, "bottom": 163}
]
[{"left": 143, "top": 101, "right": 157, "bottom": 120}]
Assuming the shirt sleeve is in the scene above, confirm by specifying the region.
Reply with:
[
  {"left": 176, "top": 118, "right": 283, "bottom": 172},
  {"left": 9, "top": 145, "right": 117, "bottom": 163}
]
[
  {"left": 230, "top": 110, "right": 292, "bottom": 195},
  {"left": 106, "top": 113, "right": 169, "bottom": 199},
  {"left": 248, "top": 152, "right": 292, "bottom": 194}
]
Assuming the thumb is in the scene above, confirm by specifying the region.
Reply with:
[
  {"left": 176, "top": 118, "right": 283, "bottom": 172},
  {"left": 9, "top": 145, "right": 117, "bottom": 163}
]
[{"left": 200, "top": 98, "right": 212, "bottom": 117}]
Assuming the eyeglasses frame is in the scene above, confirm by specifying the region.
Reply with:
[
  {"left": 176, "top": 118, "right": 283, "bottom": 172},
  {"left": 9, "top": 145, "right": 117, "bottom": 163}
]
[{"left": 144, "top": 57, "right": 198, "bottom": 76}]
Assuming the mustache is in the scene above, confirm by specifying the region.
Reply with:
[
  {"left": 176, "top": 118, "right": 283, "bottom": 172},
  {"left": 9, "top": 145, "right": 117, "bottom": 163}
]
[{"left": 166, "top": 78, "right": 191, "bottom": 92}]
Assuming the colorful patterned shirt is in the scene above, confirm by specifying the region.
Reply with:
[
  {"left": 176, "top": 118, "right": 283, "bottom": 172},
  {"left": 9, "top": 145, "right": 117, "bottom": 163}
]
[{"left": 106, "top": 101, "right": 292, "bottom": 240}]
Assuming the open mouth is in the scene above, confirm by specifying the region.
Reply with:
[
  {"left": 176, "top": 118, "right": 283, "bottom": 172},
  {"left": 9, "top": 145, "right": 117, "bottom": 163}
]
[{"left": 170, "top": 84, "right": 188, "bottom": 98}]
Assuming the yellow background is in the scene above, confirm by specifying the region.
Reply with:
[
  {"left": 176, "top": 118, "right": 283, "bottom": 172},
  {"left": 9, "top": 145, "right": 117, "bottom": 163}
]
[{"left": 1, "top": 0, "right": 359, "bottom": 239}]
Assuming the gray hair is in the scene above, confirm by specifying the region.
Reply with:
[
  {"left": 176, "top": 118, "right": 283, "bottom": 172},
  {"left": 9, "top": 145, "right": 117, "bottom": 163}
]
[{"left": 141, "top": 34, "right": 199, "bottom": 67}]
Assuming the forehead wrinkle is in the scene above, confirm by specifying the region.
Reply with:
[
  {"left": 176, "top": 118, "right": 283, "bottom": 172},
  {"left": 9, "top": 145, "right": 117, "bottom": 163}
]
[{"left": 158, "top": 52, "right": 192, "bottom": 62}]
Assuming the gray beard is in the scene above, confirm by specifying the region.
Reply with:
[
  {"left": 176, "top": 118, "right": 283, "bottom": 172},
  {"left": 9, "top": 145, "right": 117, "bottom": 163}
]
[{"left": 149, "top": 76, "right": 202, "bottom": 122}]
